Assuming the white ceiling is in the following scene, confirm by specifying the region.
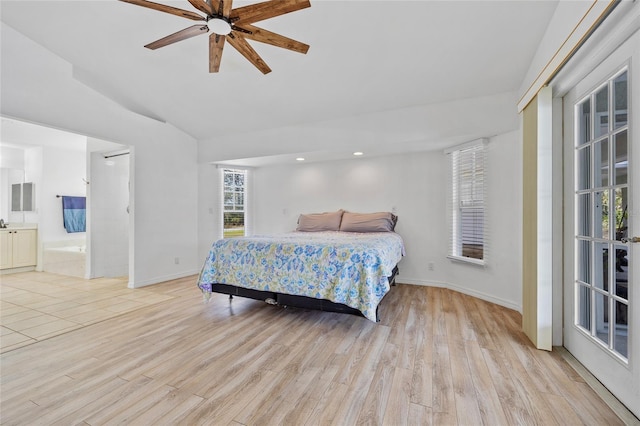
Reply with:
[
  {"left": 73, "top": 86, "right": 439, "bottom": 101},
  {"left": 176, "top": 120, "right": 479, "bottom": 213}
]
[
  {"left": 0, "top": 0, "right": 558, "bottom": 165},
  {"left": 0, "top": 117, "right": 86, "bottom": 151}
]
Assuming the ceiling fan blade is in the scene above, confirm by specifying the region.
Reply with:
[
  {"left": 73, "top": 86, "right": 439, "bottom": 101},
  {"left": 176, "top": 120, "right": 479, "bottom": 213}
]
[
  {"left": 222, "top": 0, "right": 233, "bottom": 18},
  {"left": 227, "top": 33, "right": 271, "bottom": 74},
  {"left": 119, "top": 0, "right": 205, "bottom": 21},
  {"left": 209, "top": 0, "right": 221, "bottom": 15},
  {"left": 187, "top": 0, "right": 213, "bottom": 16},
  {"left": 145, "top": 24, "right": 209, "bottom": 50},
  {"left": 235, "top": 24, "right": 309, "bottom": 54},
  {"left": 209, "top": 33, "right": 226, "bottom": 73},
  {"left": 230, "top": 0, "right": 310, "bottom": 25}
]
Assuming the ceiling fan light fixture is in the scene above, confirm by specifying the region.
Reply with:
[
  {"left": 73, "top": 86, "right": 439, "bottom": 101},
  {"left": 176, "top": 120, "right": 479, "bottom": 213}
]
[
  {"left": 119, "top": 0, "right": 311, "bottom": 73},
  {"left": 207, "top": 17, "right": 232, "bottom": 35}
]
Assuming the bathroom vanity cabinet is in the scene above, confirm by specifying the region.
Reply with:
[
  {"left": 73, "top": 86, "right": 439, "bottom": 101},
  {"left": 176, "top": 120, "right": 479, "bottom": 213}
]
[{"left": 0, "top": 228, "right": 37, "bottom": 270}]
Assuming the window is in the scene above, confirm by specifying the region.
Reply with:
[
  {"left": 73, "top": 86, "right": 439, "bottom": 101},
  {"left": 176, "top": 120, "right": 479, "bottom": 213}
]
[
  {"left": 573, "top": 68, "right": 629, "bottom": 360},
  {"left": 446, "top": 139, "right": 487, "bottom": 264},
  {"left": 222, "top": 168, "right": 247, "bottom": 238}
]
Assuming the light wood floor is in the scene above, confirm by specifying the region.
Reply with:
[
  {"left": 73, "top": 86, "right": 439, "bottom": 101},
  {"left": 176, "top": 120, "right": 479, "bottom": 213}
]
[
  {"left": 0, "top": 275, "right": 629, "bottom": 425},
  {"left": 0, "top": 272, "right": 175, "bottom": 353}
]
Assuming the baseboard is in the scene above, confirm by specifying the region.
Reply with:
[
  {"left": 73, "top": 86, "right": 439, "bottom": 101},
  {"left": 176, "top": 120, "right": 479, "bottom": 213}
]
[
  {"left": 398, "top": 277, "right": 448, "bottom": 288},
  {"left": 555, "top": 346, "right": 640, "bottom": 425},
  {"left": 0, "top": 266, "right": 36, "bottom": 275},
  {"left": 446, "top": 281, "right": 521, "bottom": 312},
  {"left": 129, "top": 270, "right": 200, "bottom": 288},
  {"left": 397, "top": 277, "right": 522, "bottom": 313}
]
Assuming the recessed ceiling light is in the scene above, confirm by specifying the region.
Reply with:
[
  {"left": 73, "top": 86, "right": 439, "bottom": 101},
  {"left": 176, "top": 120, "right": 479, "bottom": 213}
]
[
  {"left": 296, "top": 157, "right": 305, "bottom": 161},
  {"left": 353, "top": 152, "right": 364, "bottom": 156}
]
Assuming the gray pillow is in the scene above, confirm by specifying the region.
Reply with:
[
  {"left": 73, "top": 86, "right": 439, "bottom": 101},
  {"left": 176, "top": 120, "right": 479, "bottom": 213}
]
[
  {"left": 340, "top": 211, "right": 398, "bottom": 232},
  {"left": 296, "top": 210, "right": 344, "bottom": 232}
]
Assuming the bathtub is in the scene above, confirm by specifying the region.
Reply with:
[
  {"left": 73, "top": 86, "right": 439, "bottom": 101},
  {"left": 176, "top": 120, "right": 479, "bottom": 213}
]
[
  {"left": 43, "top": 243, "right": 86, "bottom": 278},
  {"left": 49, "top": 245, "right": 86, "bottom": 253}
]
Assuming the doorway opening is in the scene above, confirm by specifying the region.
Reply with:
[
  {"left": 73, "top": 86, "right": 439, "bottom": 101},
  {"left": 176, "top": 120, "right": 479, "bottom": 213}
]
[{"left": 0, "top": 117, "right": 133, "bottom": 281}]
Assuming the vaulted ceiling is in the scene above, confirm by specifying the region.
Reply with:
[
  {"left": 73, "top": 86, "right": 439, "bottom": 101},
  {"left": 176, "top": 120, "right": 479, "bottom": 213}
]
[{"left": 1, "top": 1, "right": 558, "bottom": 165}]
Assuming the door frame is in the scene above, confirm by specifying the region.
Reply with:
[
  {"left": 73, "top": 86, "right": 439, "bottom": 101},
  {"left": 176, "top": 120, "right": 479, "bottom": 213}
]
[
  {"left": 86, "top": 144, "right": 134, "bottom": 281},
  {"left": 552, "top": 28, "right": 639, "bottom": 417}
]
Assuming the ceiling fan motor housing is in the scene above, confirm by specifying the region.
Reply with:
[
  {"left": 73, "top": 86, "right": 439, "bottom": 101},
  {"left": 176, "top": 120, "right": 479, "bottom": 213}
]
[{"left": 207, "top": 16, "right": 232, "bottom": 35}]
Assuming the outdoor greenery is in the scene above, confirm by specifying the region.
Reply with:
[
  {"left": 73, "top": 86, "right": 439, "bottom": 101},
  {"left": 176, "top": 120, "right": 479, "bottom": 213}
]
[
  {"left": 224, "top": 212, "right": 245, "bottom": 228},
  {"left": 223, "top": 169, "right": 246, "bottom": 238},
  {"left": 600, "top": 188, "right": 628, "bottom": 238},
  {"left": 224, "top": 228, "right": 245, "bottom": 238}
]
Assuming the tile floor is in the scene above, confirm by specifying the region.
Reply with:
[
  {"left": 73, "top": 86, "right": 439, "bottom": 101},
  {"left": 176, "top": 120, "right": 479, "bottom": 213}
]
[{"left": 0, "top": 272, "right": 176, "bottom": 353}]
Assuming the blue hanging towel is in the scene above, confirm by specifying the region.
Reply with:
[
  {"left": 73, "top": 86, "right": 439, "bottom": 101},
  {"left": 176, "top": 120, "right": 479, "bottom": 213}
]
[{"left": 62, "top": 196, "right": 86, "bottom": 233}]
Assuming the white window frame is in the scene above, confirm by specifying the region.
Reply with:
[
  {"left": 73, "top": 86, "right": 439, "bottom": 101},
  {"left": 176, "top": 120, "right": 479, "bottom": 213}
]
[
  {"left": 221, "top": 168, "right": 249, "bottom": 238},
  {"left": 446, "top": 139, "right": 488, "bottom": 266}
]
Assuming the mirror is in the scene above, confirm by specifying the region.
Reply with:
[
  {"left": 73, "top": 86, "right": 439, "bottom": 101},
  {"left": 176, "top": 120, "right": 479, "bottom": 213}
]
[{"left": 0, "top": 168, "right": 26, "bottom": 224}]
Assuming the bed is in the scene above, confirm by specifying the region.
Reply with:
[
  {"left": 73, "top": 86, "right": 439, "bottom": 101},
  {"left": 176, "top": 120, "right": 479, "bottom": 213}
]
[{"left": 197, "top": 211, "right": 405, "bottom": 322}]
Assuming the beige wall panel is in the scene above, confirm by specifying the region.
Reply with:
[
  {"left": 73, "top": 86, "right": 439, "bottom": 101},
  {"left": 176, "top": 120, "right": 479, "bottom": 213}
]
[{"left": 522, "top": 96, "right": 538, "bottom": 345}]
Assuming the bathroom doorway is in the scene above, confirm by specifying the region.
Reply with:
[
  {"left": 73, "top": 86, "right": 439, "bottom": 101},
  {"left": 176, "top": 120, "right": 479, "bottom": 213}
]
[{"left": 1, "top": 117, "right": 133, "bottom": 282}]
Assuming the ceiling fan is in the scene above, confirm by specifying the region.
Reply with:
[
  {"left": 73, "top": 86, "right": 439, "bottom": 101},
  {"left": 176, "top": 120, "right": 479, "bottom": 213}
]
[{"left": 120, "top": 0, "right": 311, "bottom": 74}]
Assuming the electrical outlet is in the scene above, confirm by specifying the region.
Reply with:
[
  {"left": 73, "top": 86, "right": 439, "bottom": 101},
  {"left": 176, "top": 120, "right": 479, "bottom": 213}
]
[
  {"left": 428, "top": 262, "right": 434, "bottom": 271},
  {"left": 174, "top": 257, "right": 180, "bottom": 265}
]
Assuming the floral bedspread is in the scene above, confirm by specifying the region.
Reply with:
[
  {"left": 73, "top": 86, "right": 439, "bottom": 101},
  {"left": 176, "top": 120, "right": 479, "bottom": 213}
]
[{"left": 197, "top": 231, "right": 405, "bottom": 321}]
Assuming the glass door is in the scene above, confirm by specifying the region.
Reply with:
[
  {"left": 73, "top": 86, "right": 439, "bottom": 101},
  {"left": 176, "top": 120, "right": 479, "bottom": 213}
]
[
  {"left": 563, "top": 34, "right": 639, "bottom": 418},
  {"left": 574, "top": 69, "right": 630, "bottom": 361}
]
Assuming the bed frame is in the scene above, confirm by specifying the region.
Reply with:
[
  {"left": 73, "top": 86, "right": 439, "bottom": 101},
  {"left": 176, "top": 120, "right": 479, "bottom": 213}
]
[{"left": 201, "top": 266, "right": 399, "bottom": 322}]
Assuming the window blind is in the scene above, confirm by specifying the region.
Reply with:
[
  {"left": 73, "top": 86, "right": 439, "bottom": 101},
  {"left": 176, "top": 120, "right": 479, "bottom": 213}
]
[{"left": 446, "top": 140, "right": 487, "bottom": 264}]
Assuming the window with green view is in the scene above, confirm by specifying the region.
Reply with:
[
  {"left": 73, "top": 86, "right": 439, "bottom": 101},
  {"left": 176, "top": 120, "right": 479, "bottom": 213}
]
[{"left": 223, "top": 169, "right": 246, "bottom": 238}]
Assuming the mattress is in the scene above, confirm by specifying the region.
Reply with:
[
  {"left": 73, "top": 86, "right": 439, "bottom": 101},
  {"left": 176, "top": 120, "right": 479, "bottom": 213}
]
[{"left": 197, "top": 231, "right": 405, "bottom": 321}]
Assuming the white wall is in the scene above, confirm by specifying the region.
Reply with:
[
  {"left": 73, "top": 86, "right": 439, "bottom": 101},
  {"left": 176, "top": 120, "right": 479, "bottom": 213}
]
[
  {"left": 22, "top": 147, "right": 42, "bottom": 227},
  {"left": 1, "top": 23, "right": 200, "bottom": 287},
  {"left": 0, "top": 146, "right": 25, "bottom": 169},
  {"left": 249, "top": 130, "right": 523, "bottom": 311},
  {"left": 251, "top": 150, "right": 446, "bottom": 285},
  {"left": 38, "top": 146, "right": 87, "bottom": 245},
  {"left": 198, "top": 164, "right": 221, "bottom": 264}
]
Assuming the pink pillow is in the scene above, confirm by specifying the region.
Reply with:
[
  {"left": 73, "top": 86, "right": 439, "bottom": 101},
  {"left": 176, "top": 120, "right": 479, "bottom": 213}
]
[
  {"left": 296, "top": 210, "right": 344, "bottom": 232},
  {"left": 339, "top": 211, "right": 397, "bottom": 232}
]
